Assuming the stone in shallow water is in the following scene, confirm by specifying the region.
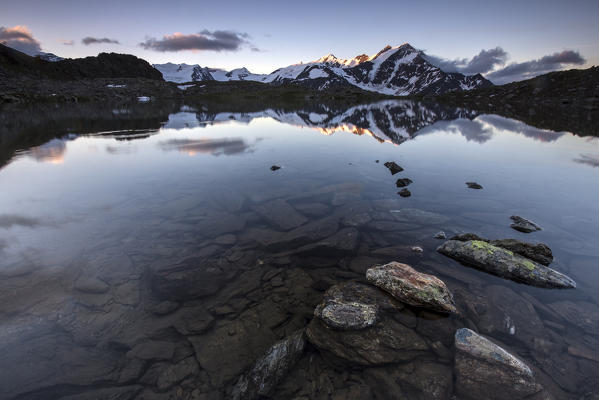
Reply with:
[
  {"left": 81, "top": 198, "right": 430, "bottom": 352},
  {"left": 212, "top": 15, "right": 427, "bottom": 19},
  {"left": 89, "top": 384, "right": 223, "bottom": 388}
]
[
  {"left": 398, "top": 188, "right": 411, "bottom": 197},
  {"left": 434, "top": 231, "right": 447, "bottom": 239},
  {"left": 127, "top": 341, "right": 175, "bottom": 360},
  {"left": 231, "top": 329, "right": 306, "bottom": 400},
  {"left": 466, "top": 182, "right": 483, "bottom": 189},
  {"left": 366, "top": 262, "right": 457, "bottom": 314},
  {"left": 74, "top": 277, "right": 110, "bottom": 294},
  {"left": 396, "top": 178, "right": 413, "bottom": 187},
  {"left": 437, "top": 240, "right": 575, "bottom": 288},
  {"left": 270, "top": 165, "right": 281, "bottom": 171},
  {"left": 454, "top": 328, "right": 543, "bottom": 400},
  {"left": 315, "top": 299, "right": 378, "bottom": 330},
  {"left": 252, "top": 199, "right": 308, "bottom": 231},
  {"left": 383, "top": 161, "right": 403, "bottom": 175},
  {"left": 549, "top": 300, "right": 599, "bottom": 335},
  {"left": 510, "top": 215, "right": 542, "bottom": 233},
  {"left": 451, "top": 234, "right": 554, "bottom": 266}
]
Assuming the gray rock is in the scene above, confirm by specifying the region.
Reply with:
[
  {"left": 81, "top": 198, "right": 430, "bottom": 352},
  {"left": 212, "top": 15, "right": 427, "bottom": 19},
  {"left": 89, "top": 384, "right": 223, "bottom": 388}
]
[
  {"left": 437, "top": 240, "right": 575, "bottom": 288},
  {"left": 434, "top": 231, "right": 447, "bottom": 239},
  {"left": 306, "top": 282, "right": 428, "bottom": 365},
  {"left": 396, "top": 178, "right": 413, "bottom": 187},
  {"left": 231, "top": 330, "right": 306, "bottom": 400},
  {"left": 155, "top": 357, "right": 199, "bottom": 391},
  {"left": 549, "top": 301, "right": 599, "bottom": 335},
  {"left": 389, "top": 208, "right": 450, "bottom": 225},
  {"left": 383, "top": 161, "right": 403, "bottom": 175},
  {"left": 127, "top": 341, "right": 175, "bottom": 360},
  {"left": 510, "top": 215, "right": 542, "bottom": 233},
  {"left": 294, "top": 227, "right": 359, "bottom": 255},
  {"left": 455, "top": 328, "right": 543, "bottom": 399},
  {"left": 466, "top": 182, "right": 483, "bottom": 189},
  {"left": 74, "top": 277, "right": 110, "bottom": 294},
  {"left": 151, "top": 301, "right": 179, "bottom": 316},
  {"left": 366, "top": 262, "right": 457, "bottom": 314},
  {"left": 252, "top": 199, "right": 307, "bottom": 231},
  {"left": 398, "top": 188, "right": 411, "bottom": 197},
  {"left": 451, "top": 234, "right": 554, "bottom": 265}
]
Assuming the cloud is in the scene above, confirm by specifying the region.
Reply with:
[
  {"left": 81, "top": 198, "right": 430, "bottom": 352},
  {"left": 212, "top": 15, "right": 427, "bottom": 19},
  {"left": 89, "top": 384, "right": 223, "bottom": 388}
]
[
  {"left": 486, "top": 50, "right": 586, "bottom": 84},
  {"left": 139, "top": 30, "right": 254, "bottom": 52},
  {"left": 423, "top": 47, "right": 508, "bottom": 75},
  {"left": 61, "top": 39, "right": 74, "bottom": 46},
  {"left": 158, "top": 138, "right": 254, "bottom": 156},
  {"left": 82, "top": 37, "right": 120, "bottom": 45},
  {"left": 0, "top": 25, "right": 41, "bottom": 55},
  {"left": 574, "top": 154, "right": 599, "bottom": 167}
]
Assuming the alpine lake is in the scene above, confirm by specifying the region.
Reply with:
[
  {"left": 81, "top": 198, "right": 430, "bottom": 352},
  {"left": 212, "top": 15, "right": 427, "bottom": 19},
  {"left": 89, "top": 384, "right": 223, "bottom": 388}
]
[{"left": 0, "top": 99, "right": 598, "bottom": 400}]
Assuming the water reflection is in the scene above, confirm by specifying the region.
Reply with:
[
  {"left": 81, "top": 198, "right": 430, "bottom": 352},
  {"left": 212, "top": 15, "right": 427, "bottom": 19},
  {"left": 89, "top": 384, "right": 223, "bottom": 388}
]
[
  {"left": 0, "top": 99, "right": 598, "bottom": 399},
  {"left": 574, "top": 153, "right": 599, "bottom": 167}
]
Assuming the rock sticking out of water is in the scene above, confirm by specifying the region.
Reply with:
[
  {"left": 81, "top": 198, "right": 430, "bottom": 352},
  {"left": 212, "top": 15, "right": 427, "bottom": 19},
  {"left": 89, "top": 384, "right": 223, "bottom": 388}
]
[
  {"left": 396, "top": 178, "right": 413, "bottom": 187},
  {"left": 270, "top": 165, "right": 281, "bottom": 171},
  {"left": 510, "top": 215, "right": 542, "bottom": 233},
  {"left": 466, "top": 182, "right": 483, "bottom": 189},
  {"left": 366, "top": 262, "right": 458, "bottom": 314},
  {"left": 306, "top": 281, "right": 429, "bottom": 365},
  {"left": 383, "top": 161, "right": 404, "bottom": 175},
  {"left": 437, "top": 240, "right": 575, "bottom": 288},
  {"left": 434, "top": 231, "right": 447, "bottom": 239},
  {"left": 454, "top": 328, "right": 543, "bottom": 400},
  {"left": 450, "top": 234, "right": 553, "bottom": 266},
  {"left": 398, "top": 188, "right": 411, "bottom": 197},
  {"left": 231, "top": 329, "right": 307, "bottom": 400}
]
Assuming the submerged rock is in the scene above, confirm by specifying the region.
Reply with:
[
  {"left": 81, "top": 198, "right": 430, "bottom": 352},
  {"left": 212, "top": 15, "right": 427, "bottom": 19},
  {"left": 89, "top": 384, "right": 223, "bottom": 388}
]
[
  {"left": 398, "top": 188, "right": 411, "bottom": 197},
  {"left": 383, "top": 161, "right": 404, "bottom": 175},
  {"left": 315, "top": 299, "right": 378, "bottom": 330},
  {"left": 231, "top": 330, "right": 306, "bottom": 400},
  {"left": 510, "top": 215, "right": 542, "bottom": 233},
  {"left": 451, "top": 234, "right": 553, "bottom": 265},
  {"left": 454, "top": 328, "right": 543, "bottom": 400},
  {"left": 466, "top": 182, "right": 483, "bottom": 189},
  {"left": 396, "top": 178, "right": 413, "bottom": 187},
  {"left": 252, "top": 199, "right": 307, "bottom": 231},
  {"left": 366, "top": 262, "right": 458, "bottom": 314},
  {"left": 437, "top": 240, "right": 575, "bottom": 288}
]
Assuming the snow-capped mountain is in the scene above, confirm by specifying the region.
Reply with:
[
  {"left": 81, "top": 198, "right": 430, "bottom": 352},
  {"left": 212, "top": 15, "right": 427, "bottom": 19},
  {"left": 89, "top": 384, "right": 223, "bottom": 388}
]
[{"left": 154, "top": 43, "right": 492, "bottom": 96}]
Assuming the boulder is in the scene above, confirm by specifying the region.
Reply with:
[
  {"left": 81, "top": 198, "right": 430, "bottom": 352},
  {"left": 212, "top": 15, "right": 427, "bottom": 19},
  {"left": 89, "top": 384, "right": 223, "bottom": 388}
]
[
  {"left": 306, "top": 282, "right": 429, "bottom": 365},
  {"left": 437, "top": 240, "right": 575, "bottom": 288},
  {"left": 451, "top": 234, "right": 554, "bottom": 265},
  {"left": 396, "top": 178, "right": 413, "bottom": 187},
  {"left": 366, "top": 262, "right": 457, "bottom": 314},
  {"left": 231, "top": 329, "right": 307, "bottom": 400},
  {"left": 383, "top": 161, "right": 403, "bottom": 175},
  {"left": 454, "top": 328, "right": 543, "bottom": 399},
  {"left": 398, "top": 188, "right": 411, "bottom": 197},
  {"left": 510, "top": 215, "right": 542, "bottom": 233}
]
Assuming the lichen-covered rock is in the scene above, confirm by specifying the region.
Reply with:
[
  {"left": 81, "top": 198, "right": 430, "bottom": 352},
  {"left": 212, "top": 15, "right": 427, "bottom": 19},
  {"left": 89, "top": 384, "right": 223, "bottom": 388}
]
[
  {"left": 451, "top": 234, "right": 554, "bottom": 265},
  {"left": 437, "top": 240, "right": 575, "bottom": 288},
  {"left": 510, "top": 215, "right": 542, "bottom": 233},
  {"left": 231, "top": 330, "right": 306, "bottom": 400},
  {"left": 315, "top": 300, "right": 378, "bottom": 330},
  {"left": 454, "top": 328, "right": 543, "bottom": 399},
  {"left": 366, "top": 262, "right": 458, "bottom": 314}
]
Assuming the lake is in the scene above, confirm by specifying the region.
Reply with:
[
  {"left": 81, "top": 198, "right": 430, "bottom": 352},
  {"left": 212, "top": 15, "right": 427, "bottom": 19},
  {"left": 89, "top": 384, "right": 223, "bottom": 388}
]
[{"left": 0, "top": 99, "right": 598, "bottom": 399}]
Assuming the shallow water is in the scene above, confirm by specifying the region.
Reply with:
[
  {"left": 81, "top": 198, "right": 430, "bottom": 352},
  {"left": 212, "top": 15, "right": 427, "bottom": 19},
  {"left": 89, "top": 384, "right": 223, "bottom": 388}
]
[{"left": 0, "top": 100, "right": 598, "bottom": 399}]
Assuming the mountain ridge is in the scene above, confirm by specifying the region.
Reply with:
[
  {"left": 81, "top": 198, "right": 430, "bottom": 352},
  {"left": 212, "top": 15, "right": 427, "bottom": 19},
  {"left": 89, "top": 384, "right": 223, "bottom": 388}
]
[{"left": 154, "top": 43, "right": 493, "bottom": 96}]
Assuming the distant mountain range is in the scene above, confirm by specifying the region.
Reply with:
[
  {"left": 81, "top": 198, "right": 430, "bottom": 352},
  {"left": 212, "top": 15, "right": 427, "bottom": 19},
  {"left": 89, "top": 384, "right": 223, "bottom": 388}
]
[{"left": 154, "top": 43, "right": 493, "bottom": 95}]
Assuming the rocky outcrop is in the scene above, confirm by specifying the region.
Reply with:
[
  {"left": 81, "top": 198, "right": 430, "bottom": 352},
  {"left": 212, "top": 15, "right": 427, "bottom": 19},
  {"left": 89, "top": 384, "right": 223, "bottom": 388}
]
[
  {"left": 306, "top": 282, "right": 429, "bottom": 365},
  {"left": 437, "top": 240, "right": 575, "bottom": 288},
  {"left": 454, "top": 328, "right": 543, "bottom": 399},
  {"left": 510, "top": 215, "right": 542, "bottom": 233},
  {"left": 231, "top": 330, "right": 307, "bottom": 400},
  {"left": 366, "top": 262, "right": 457, "bottom": 314}
]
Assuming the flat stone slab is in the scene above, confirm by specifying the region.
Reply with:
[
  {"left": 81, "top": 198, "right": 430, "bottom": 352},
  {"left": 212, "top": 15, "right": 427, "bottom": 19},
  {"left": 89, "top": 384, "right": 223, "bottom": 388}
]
[
  {"left": 366, "top": 262, "right": 457, "bottom": 314},
  {"left": 252, "top": 199, "right": 308, "bottom": 231},
  {"left": 450, "top": 233, "right": 553, "bottom": 265},
  {"left": 455, "top": 328, "right": 543, "bottom": 400},
  {"left": 437, "top": 240, "right": 575, "bottom": 288}
]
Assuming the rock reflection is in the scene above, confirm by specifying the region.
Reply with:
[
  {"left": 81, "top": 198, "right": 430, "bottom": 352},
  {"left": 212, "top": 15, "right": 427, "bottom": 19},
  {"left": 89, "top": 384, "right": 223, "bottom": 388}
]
[
  {"left": 574, "top": 153, "right": 599, "bottom": 167},
  {"left": 25, "top": 138, "right": 67, "bottom": 163},
  {"left": 158, "top": 138, "right": 254, "bottom": 156}
]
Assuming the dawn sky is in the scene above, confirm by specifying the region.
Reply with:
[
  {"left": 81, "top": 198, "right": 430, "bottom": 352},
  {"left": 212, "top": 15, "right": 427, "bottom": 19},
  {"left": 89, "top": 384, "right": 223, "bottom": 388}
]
[{"left": 1, "top": 0, "right": 597, "bottom": 78}]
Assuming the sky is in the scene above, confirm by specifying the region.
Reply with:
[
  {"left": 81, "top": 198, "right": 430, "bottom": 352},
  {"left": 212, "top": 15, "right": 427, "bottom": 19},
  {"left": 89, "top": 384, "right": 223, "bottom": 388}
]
[{"left": 1, "top": 0, "right": 597, "bottom": 83}]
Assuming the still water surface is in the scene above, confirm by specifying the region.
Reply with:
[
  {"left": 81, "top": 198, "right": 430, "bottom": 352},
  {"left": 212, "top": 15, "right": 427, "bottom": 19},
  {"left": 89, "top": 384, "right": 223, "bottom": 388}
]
[{"left": 0, "top": 100, "right": 598, "bottom": 399}]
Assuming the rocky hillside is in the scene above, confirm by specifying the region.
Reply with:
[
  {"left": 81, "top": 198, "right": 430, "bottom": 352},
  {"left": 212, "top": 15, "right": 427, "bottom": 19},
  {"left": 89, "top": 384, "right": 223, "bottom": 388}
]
[
  {"left": 155, "top": 43, "right": 493, "bottom": 96},
  {"left": 0, "top": 43, "right": 163, "bottom": 80}
]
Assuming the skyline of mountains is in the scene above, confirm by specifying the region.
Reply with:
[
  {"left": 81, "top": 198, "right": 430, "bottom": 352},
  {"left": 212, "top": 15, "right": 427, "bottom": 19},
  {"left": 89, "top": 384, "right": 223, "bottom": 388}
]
[{"left": 154, "top": 43, "right": 493, "bottom": 96}]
